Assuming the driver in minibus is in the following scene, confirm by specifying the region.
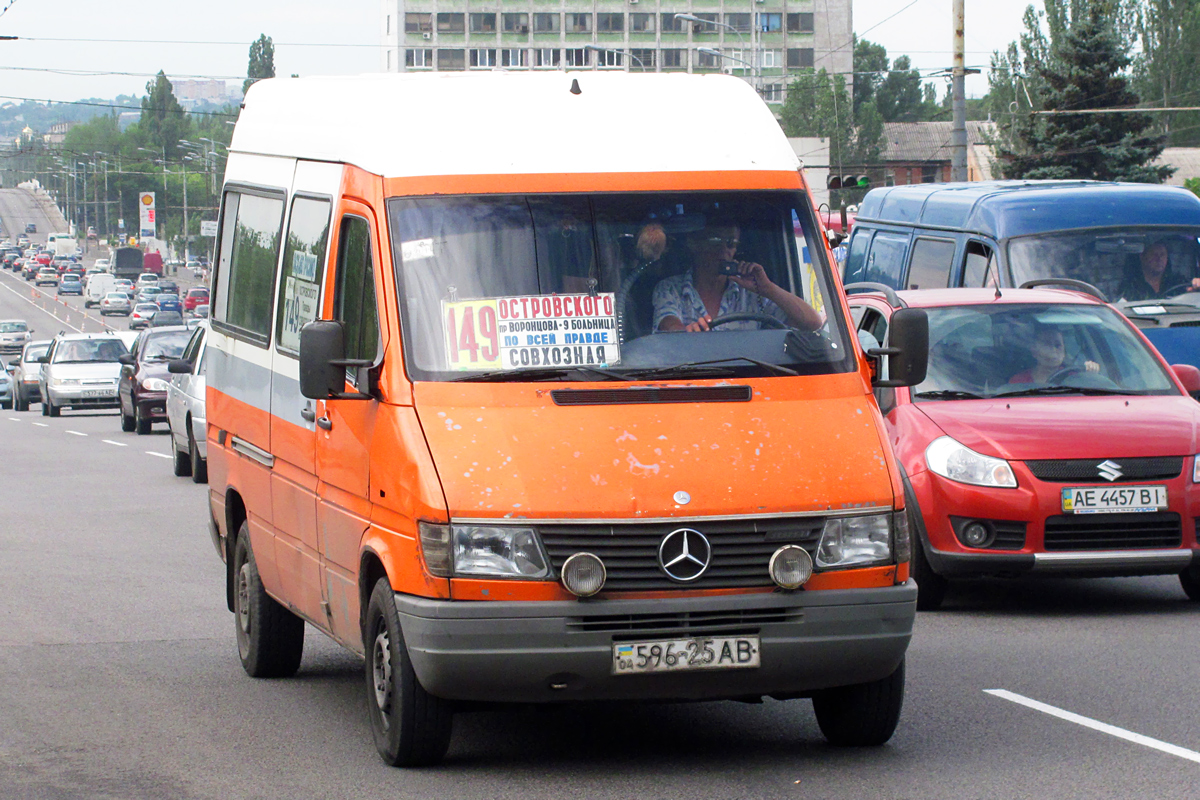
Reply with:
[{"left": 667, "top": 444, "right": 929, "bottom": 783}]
[{"left": 652, "top": 219, "right": 822, "bottom": 333}]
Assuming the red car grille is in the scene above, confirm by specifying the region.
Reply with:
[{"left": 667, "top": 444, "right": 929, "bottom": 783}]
[{"left": 1043, "top": 512, "right": 1182, "bottom": 551}]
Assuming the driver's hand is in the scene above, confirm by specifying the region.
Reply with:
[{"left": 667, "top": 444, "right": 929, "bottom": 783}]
[
  {"left": 729, "top": 262, "right": 772, "bottom": 294},
  {"left": 1085, "top": 360, "right": 1100, "bottom": 372},
  {"left": 1191, "top": 278, "right": 1200, "bottom": 292},
  {"left": 684, "top": 315, "right": 712, "bottom": 333}
]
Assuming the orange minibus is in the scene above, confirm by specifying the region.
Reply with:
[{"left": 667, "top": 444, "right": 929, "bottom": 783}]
[{"left": 206, "top": 72, "right": 928, "bottom": 766}]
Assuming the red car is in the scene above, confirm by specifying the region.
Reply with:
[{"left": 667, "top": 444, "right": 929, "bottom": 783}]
[
  {"left": 848, "top": 285, "right": 1200, "bottom": 609},
  {"left": 183, "top": 287, "right": 209, "bottom": 313}
]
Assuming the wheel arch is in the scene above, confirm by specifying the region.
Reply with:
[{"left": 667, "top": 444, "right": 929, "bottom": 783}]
[
  {"left": 224, "top": 489, "right": 248, "bottom": 612},
  {"left": 359, "top": 548, "right": 389, "bottom": 639}
]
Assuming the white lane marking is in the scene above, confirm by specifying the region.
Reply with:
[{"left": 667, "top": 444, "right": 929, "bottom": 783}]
[
  {"left": 32, "top": 422, "right": 48, "bottom": 427},
  {"left": 145, "top": 451, "right": 171, "bottom": 459},
  {"left": 101, "top": 439, "right": 128, "bottom": 447},
  {"left": 8, "top": 417, "right": 19, "bottom": 421},
  {"left": 0, "top": 277, "right": 85, "bottom": 333},
  {"left": 985, "top": 689, "right": 1200, "bottom": 765},
  {"left": 66, "top": 430, "right": 87, "bottom": 436}
]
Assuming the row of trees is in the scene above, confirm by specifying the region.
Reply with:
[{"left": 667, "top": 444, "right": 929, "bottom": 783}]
[
  {"left": 5, "top": 35, "right": 275, "bottom": 256},
  {"left": 779, "top": 0, "right": 1200, "bottom": 188}
]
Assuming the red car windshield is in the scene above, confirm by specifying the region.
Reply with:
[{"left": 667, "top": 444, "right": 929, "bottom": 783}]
[{"left": 912, "top": 303, "right": 1178, "bottom": 400}]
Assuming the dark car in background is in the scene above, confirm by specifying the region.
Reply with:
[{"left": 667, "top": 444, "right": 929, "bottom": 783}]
[
  {"left": 150, "top": 310, "right": 184, "bottom": 328},
  {"left": 155, "top": 293, "right": 182, "bottom": 314},
  {"left": 118, "top": 326, "right": 191, "bottom": 434}
]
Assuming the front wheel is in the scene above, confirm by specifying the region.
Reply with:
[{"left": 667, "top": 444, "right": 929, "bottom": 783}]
[
  {"left": 812, "top": 658, "right": 905, "bottom": 747},
  {"left": 172, "top": 431, "right": 192, "bottom": 477},
  {"left": 364, "top": 578, "right": 453, "bottom": 767},
  {"left": 135, "top": 404, "right": 151, "bottom": 435},
  {"left": 189, "top": 426, "right": 208, "bottom": 484},
  {"left": 47, "top": 399, "right": 60, "bottom": 417},
  {"left": 232, "top": 524, "right": 305, "bottom": 678}
]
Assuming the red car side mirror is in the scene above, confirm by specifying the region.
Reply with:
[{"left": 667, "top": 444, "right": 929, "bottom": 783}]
[{"left": 1171, "top": 364, "right": 1200, "bottom": 399}]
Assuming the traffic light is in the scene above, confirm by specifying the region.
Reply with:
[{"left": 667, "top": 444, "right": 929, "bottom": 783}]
[{"left": 828, "top": 174, "right": 870, "bottom": 190}]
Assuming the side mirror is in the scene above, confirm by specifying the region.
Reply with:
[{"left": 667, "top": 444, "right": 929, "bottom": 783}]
[
  {"left": 37, "top": 355, "right": 48, "bottom": 364},
  {"left": 167, "top": 359, "right": 192, "bottom": 375},
  {"left": 869, "top": 308, "right": 929, "bottom": 387},
  {"left": 118, "top": 354, "right": 135, "bottom": 366},
  {"left": 1171, "top": 364, "right": 1200, "bottom": 399},
  {"left": 299, "top": 320, "right": 374, "bottom": 400}
]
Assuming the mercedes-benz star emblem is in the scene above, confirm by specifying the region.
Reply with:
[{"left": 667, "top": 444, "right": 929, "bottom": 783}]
[
  {"left": 1097, "top": 460, "right": 1123, "bottom": 482},
  {"left": 658, "top": 528, "right": 711, "bottom": 582}
]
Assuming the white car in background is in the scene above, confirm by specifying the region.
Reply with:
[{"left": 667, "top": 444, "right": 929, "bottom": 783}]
[
  {"left": 166, "top": 321, "right": 208, "bottom": 483},
  {"left": 0, "top": 319, "right": 33, "bottom": 355},
  {"left": 37, "top": 333, "right": 128, "bottom": 417}
]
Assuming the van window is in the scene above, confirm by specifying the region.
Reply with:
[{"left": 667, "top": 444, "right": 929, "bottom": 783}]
[
  {"left": 865, "top": 232, "right": 909, "bottom": 288},
  {"left": 843, "top": 231, "right": 871, "bottom": 284},
  {"left": 389, "top": 190, "right": 854, "bottom": 381},
  {"left": 962, "top": 241, "right": 995, "bottom": 287},
  {"left": 905, "top": 237, "right": 955, "bottom": 290},
  {"left": 334, "top": 216, "right": 380, "bottom": 367},
  {"left": 276, "top": 197, "right": 332, "bottom": 354},
  {"left": 214, "top": 191, "right": 285, "bottom": 344}
]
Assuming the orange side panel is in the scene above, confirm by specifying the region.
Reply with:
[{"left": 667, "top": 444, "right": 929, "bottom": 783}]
[
  {"left": 362, "top": 524, "right": 451, "bottom": 600},
  {"left": 383, "top": 170, "right": 804, "bottom": 198},
  {"left": 207, "top": 386, "right": 270, "bottom": 454}
]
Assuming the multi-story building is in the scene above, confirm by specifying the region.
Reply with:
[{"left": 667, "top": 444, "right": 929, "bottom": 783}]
[{"left": 379, "top": 1, "right": 852, "bottom": 106}]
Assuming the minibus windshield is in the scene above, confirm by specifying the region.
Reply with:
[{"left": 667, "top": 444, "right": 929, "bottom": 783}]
[
  {"left": 1008, "top": 228, "right": 1200, "bottom": 303},
  {"left": 389, "top": 191, "right": 854, "bottom": 381},
  {"left": 912, "top": 303, "right": 1177, "bottom": 402}
]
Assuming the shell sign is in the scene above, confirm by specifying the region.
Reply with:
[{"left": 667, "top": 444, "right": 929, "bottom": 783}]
[{"left": 138, "top": 192, "right": 156, "bottom": 239}]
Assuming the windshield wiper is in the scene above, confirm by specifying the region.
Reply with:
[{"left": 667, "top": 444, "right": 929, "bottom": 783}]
[
  {"left": 912, "top": 389, "right": 986, "bottom": 400},
  {"left": 631, "top": 357, "right": 799, "bottom": 379},
  {"left": 993, "top": 385, "right": 1145, "bottom": 398},
  {"left": 451, "top": 365, "right": 634, "bottom": 383}
]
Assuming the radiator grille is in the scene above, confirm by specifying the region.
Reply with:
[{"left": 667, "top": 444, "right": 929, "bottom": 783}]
[
  {"left": 1025, "top": 457, "right": 1182, "bottom": 483},
  {"left": 1043, "top": 512, "right": 1182, "bottom": 551},
  {"left": 539, "top": 517, "right": 824, "bottom": 591},
  {"left": 551, "top": 385, "right": 752, "bottom": 406},
  {"left": 566, "top": 606, "right": 802, "bottom": 635}
]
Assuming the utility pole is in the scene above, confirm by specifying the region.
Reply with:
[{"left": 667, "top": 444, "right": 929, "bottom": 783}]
[
  {"left": 181, "top": 160, "right": 189, "bottom": 263},
  {"left": 950, "top": 0, "right": 968, "bottom": 182}
]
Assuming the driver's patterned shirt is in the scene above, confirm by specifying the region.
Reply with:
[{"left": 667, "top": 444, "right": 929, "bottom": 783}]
[{"left": 652, "top": 269, "right": 787, "bottom": 331}]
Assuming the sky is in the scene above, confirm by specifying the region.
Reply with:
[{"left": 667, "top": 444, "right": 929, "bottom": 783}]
[{"left": 0, "top": 0, "right": 1034, "bottom": 104}]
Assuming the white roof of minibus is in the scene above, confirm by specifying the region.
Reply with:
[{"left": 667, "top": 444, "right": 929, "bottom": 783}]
[{"left": 231, "top": 72, "right": 800, "bottom": 179}]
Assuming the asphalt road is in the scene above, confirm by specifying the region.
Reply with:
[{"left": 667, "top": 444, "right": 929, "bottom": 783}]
[{"left": 0, "top": 239, "right": 1198, "bottom": 797}]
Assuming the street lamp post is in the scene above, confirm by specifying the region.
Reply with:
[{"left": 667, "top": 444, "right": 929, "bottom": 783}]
[
  {"left": 583, "top": 44, "right": 646, "bottom": 72},
  {"left": 675, "top": 12, "right": 754, "bottom": 87}
]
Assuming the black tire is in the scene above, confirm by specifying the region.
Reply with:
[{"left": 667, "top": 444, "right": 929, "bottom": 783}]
[
  {"left": 135, "top": 404, "right": 151, "bottom": 435},
  {"left": 47, "top": 399, "right": 60, "bottom": 417},
  {"left": 905, "top": 500, "right": 948, "bottom": 611},
  {"left": 172, "top": 432, "right": 192, "bottom": 477},
  {"left": 13, "top": 390, "right": 26, "bottom": 412},
  {"left": 120, "top": 405, "right": 135, "bottom": 432},
  {"left": 41, "top": 396, "right": 49, "bottom": 416},
  {"left": 1181, "top": 566, "right": 1200, "bottom": 601},
  {"left": 0, "top": 399, "right": 9, "bottom": 410},
  {"left": 364, "top": 577, "right": 453, "bottom": 767},
  {"left": 232, "top": 524, "right": 305, "bottom": 678},
  {"left": 189, "top": 425, "right": 208, "bottom": 484},
  {"left": 812, "top": 658, "right": 905, "bottom": 747}
]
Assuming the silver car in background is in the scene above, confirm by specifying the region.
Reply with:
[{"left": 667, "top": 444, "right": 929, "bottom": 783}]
[
  {"left": 38, "top": 334, "right": 128, "bottom": 417},
  {"left": 0, "top": 359, "right": 12, "bottom": 409},
  {"left": 11, "top": 339, "right": 50, "bottom": 410},
  {"left": 0, "top": 319, "right": 32, "bottom": 355},
  {"left": 166, "top": 321, "right": 207, "bottom": 483}
]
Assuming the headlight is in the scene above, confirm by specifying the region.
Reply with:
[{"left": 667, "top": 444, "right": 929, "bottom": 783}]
[
  {"left": 1193, "top": 455, "right": 1200, "bottom": 484},
  {"left": 816, "top": 513, "right": 893, "bottom": 569},
  {"left": 50, "top": 377, "right": 79, "bottom": 387},
  {"left": 142, "top": 378, "right": 169, "bottom": 391},
  {"left": 925, "top": 435, "right": 1017, "bottom": 488},
  {"left": 417, "top": 522, "right": 550, "bottom": 579}
]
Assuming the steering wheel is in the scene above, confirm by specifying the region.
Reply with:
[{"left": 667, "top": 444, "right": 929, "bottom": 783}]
[
  {"left": 1046, "top": 366, "right": 1082, "bottom": 384},
  {"left": 1159, "top": 283, "right": 1196, "bottom": 298},
  {"left": 706, "top": 312, "right": 788, "bottom": 330}
]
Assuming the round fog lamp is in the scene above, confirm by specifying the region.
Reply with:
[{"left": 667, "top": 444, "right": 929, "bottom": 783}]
[
  {"left": 962, "top": 521, "right": 990, "bottom": 548},
  {"left": 769, "top": 545, "right": 813, "bottom": 590},
  {"left": 561, "top": 552, "right": 606, "bottom": 597}
]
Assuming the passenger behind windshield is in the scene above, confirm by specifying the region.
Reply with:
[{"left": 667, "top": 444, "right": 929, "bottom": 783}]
[
  {"left": 1116, "top": 241, "right": 1200, "bottom": 302},
  {"left": 55, "top": 339, "right": 127, "bottom": 362},
  {"left": 1008, "top": 323, "right": 1099, "bottom": 384},
  {"left": 653, "top": 219, "right": 823, "bottom": 333}
]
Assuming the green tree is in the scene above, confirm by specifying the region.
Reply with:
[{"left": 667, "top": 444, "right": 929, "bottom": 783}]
[
  {"left": 876, "top": 56, "right": 927, "bottom": 122},
  {"left": 994, "top": 0, "right": 1172, "bottom": 182},
  {"left": 852, "top": 38, "right": 889, "bottom": 117},
  {"left": 1132, "top": 0, "right": 1200, "bottom": 146},
  {"left": 244, "top": 34, "right": 276, "bottom": 95},
  {"left": 139, "top": 70, "right": 191, "bottom": 156}
]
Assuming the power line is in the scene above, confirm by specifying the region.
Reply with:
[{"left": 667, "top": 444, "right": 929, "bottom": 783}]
[
  {"left": 5, "top": 34, "right": 378, "bottom": 49},
  {"left": 0, "top": 65, "right": 243, "bottom": 80},
  {"left": 0, "top": 94, "right": 237, "bottom": 117}
]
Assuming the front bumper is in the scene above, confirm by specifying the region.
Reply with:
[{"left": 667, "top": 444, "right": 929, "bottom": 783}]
[
  {"left": 47, "top": 385, "right": 119, "bottom": 409},
  {"left": 135, "top": 392, "right": 168, "bottom": 421},
  {"left": 395, "top": 584, "right": 916, "bottom": 704}
]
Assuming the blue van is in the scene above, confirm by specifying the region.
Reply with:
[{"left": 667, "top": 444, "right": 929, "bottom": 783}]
[{"left": 842, "top": 181, "right": 1200, "bottom": 366}]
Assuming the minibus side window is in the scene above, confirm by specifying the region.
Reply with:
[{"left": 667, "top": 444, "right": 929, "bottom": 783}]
[
  {"left": 865, "top": 232, "right": 908, "bottom": 288},
  {"left": 276, "top": 197, "right": 332, "bottom": 355},
  {"left": 906, "top": 237, "right": 956, "bottom": 290},
  {"left": 961, "top": 241, "right": 996, "bottom": 287},
  {"left": 843, "top": 230, "right": 871, "bottom": 283},
  {"left": 334, "top": 216, "right": 380, "bottom": 376},
  {"left": 214, "top": 190, "right": 285, "bottom": 345}
]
